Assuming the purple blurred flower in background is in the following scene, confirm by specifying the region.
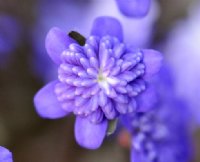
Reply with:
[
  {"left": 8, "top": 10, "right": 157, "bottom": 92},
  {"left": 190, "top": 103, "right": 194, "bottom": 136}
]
[
  {"left": 0, "top": 15, "right": 21, "bottom": 68},
  {"left": 31, "top": 0, "right": 159, "bottom": 82},
  {"left": 84, "top": 0, "right": 159, "bottom": 48},
  {"left": 121, "top": 66, "right": 193, "bottom": 162},
  {"left": 34, "top": 16, "right": 162, "bottom": 149},
  {"left": 0, "top": 146, "right": 13, "bottom": 162},
  {"left": 162, "top": 2, "right": 200, "bottom": 125},
  {"left": 115, "top": 0, "right": 151, "bottom": 17},
  {"left": 123, "top": 100, "right": 193, "bottom": 162}
]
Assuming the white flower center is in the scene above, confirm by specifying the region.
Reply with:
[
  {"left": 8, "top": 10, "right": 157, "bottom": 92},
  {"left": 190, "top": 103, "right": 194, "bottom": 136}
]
[{"left": 97, "top": 69, "right": 111, "bottom": 94}]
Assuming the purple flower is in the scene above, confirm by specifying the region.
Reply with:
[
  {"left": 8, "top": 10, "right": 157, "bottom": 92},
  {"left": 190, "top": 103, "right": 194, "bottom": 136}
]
[
  {"left": 115, "top": 0, "right": 151, "bottom": 17},
  {"left": 34, "top": 16, "right": 162, "bottom": 149},
  {"left": 162, "top": 2, "right": 200, "bottom": 125},
  {"left": 0, "top": 146, "right": 13, "bottom": 162},
  {"left": 122, "top": 99, "right": 193, "bottom": 162}
]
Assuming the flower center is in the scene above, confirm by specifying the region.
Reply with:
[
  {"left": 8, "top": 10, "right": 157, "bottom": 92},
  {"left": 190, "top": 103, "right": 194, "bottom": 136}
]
[
  {"left": 56, "top": 35, "right": 146, "bottom": 118},
  {"left": 96, "top": 69, "right": 111, "bottom": 94},
  {"left": 97, "top": 69, "right": 107, "bottom": 82}
]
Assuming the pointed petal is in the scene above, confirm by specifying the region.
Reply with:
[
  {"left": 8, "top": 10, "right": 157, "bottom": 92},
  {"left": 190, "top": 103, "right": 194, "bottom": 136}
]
[
  {"left": 115, "top": 102, "right": 128, "bottom": 114},
  {"left": 98, "top": 90, "right": 108, "bottom": 107},
  {"left": 0, "top": 146, "right": 13, "bottom": 162},
  {"left": 45, "top": 27, "right": 76, "bottom": 64},
  {"left": 115, "top": 0, "right": 151, "bottom": 18},
  {"left": 102, "top": 100, "right": 118, "bottom": 120},
  {"left": 75, "top": 117, "right": 108, "bottom": 149},
  {"left": 88, "top": 108, "right": 104, "bottom": 124},
  {"left": 127, "top": 98, "right": 137, "bottom": 113},
  {"left": 34, "top": 81, "right": 69, "bottom": 119},
  {"left": 142, "top": 49, "right": 163, "bottom": 79},
  {"left": 91, "top": 16, "right": 123, "bottom": 41}
]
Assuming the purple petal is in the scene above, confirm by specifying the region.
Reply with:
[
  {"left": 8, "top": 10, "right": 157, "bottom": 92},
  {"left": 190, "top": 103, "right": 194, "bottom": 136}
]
[
  {"left": 75, "top": 116, "right": 108, "bottom": 149},
  {"left": 0, "top": 146, "right": 13, "bottom": 162},
  {"left": 89, "top": 95, "right": 99, "bottom": 111},
  {"left": 88, "top": 108, "right": 104, "bottom": 124},
  {"left": 114, "top": 94, "right": 129, "bottom": 104},
  {"left": 136, "top": 85, "right": 157, "bottom": 112},
  {"left": 98, "top": 90, "right": 108, "bottom": 107},
  {"left": 115, "top": 0, "right": 151, "bottom": 18},
  {"left": 102, "top": 100, "right": 118, "bottom": 119},
  {"left": 115, "top": 102, "right": 128, "bottom": 114},
  {"left": 45, "top": 27, "right": 76, "bottom": 64},
  {"left": 91, "top": 16, "right": 123, "bottom": 41},
  {"left": 34, "top": 81, "right": 69, "bottom": 119},
  {"left": 142, "top": 49, "right": 163, "bottom": 79},
  {"left": 127, "top": 98, "right": 137, "bottom": 113}
]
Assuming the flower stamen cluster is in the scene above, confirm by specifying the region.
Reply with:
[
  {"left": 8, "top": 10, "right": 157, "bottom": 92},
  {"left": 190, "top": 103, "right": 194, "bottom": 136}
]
[{"left": 55, "top": 35, "right": 146, "bottom": 123}]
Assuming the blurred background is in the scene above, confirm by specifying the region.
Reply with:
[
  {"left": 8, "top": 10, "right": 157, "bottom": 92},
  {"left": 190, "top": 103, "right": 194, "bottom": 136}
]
[{"left": 0, "top": 0, "right": 200, "bottom": 161}]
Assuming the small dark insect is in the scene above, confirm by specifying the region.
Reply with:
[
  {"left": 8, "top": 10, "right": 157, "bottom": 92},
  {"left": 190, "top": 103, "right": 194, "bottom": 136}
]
[{"left": 68, "top": 31, "right": 86, "bottom": 46}]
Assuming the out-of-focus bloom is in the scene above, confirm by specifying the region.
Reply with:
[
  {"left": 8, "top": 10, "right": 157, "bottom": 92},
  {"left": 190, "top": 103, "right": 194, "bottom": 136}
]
[
  {"left": 31, "top": 0, "right": 159, "bottom": 82},
  {"left": 0, "top": 15, "right": 21, "bottom": 68},
  {"left": 34, "top": 16, "right": 162, "bottom": 149},
  {"left": 123, "top": 101, "right": 192, "bottom": 162},
  {"left": 0, "top": 146, "right": 13, "bottom": 162},
  {"left": 162, "top": 2, "right": 200, "bottom": 124},
  {"left": 121, "top": 66, "right": 193, "bottom": 162},
  {"left": 82, "top": 0, "right": 159, "bottom": 48},
  {"left": 115, "top": 0, "right": 151, "bottom": 17}
]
